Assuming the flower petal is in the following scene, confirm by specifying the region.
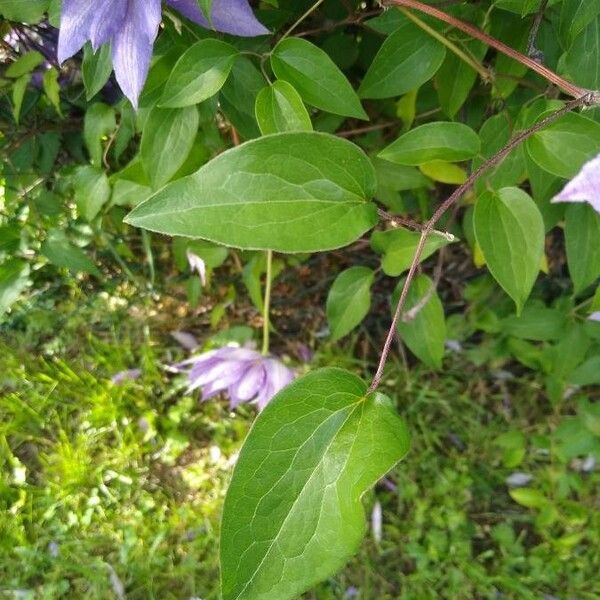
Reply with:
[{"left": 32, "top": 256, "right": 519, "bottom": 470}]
[
  {"left": 552, "top": 153, "right": 600, "bottom": 214},
  {"left": 57, "top": 0, "right": 97, "bottom": 63},
  {"left": 167, "top": 0, "right": 269, "bottom": 37},
  {"left": 229, "top": 362, "right": 265, "bottom": 405},
  {"left": 111, "top": 0, "right": 161, "bottom": 108},
  {"left": 88, "top": 0, "right": 128, "bottom": 51}
]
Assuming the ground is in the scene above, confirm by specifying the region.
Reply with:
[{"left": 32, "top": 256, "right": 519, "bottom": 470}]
[{"left": 1, "top": 270, "right": 599, "bottom": 600}]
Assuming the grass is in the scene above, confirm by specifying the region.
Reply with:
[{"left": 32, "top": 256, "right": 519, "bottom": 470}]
[{"left": 1, "top": 289, "right": 599, "bottom": 599}]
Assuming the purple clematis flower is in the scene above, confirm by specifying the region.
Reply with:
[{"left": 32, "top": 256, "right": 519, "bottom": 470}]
[
  {"left": 552, "top": 153, "right": 600, "bottom": 214},
  {"left": 57, "top": 0, "right": 268, "bottom": 107},
  {"left": 172, "top": 344, "right": 295, "bottom": 410}
]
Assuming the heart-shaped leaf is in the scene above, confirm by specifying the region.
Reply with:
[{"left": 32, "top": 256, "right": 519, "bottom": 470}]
[
  {"left": 126, "top": 132, "right": 378, "bottom": 252},
  {"left": 220, "top": 368, "right": 410, "bottom": 600}
]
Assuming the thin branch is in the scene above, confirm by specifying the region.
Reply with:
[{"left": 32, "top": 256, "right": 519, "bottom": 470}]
[
  {"left": 368, "top": 94, "right": 594, "bottom": 393},
  {"left": 383, "top": 0, "right": 599, "bottom": 103},
  {"left": 526, "top": 0, "right": 549, "bottom": 61}
]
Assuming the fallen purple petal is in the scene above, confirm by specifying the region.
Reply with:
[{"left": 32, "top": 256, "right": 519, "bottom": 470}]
[
  {"left": 588, "top": 312, "right": 600, "bottom": 322},
  {"left": 187, "top": 250, "right": 207, "bottom": 286},
  {"left": 111, "top": 368, "right": 142, "bottom": 384}
]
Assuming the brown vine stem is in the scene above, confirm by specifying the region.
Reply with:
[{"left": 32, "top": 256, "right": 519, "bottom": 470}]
[
  {"left": 368, "top": 94, "right": 593, "bottom": 393},
  {"left": 383, "top": 0, "right": 599, "bottom": 103}
]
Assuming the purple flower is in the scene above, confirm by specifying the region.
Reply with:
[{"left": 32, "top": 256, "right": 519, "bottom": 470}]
[
  {"left": 172, "top": 344, "right": 295, "bottom": 410},
  {"left": 552, "top": 153, "right": 600, "bottom": 214},
  {"left": 588, "top": 311, "right": 600, "bottom": 322},
  {"left": 57, "top": 0, "right": 268, "bottom": 107},
  {"left": 111, "top": 368, "right": 142, "bottom": 384}
]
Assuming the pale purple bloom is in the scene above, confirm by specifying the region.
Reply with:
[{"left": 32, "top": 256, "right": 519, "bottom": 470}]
[
  {"left": 57, "top": 0, "right": 268, "bottom": 107},
  {"left": 588, "top": 311, "right": 600, "bottom": 322},
  {"left": 345, "top": 587, "right": 359, "bottom": 599},
  {"left": 171, "top": 330, "right": 200, "bottom": 350},
  {"left": 552, "top": 153, "right": 600, "bottom": 214},
  {"left": 187, "top": 250, "right": 207, "bottom": 286},
  {"left": 111, "top": 368, "right": 142, "bottom": 384},
  {"left": 505, "top": 472, "right": 533, "bottom": 488},
  {"left": 173, "top": 344, "right": 295, "bottom": 410}
]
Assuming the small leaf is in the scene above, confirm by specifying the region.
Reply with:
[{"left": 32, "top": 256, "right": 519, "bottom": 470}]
[
  {"left": 509, "top": 488, "right": 548, "bottom": 509},
  {"left": 526, "top": 112, "right": 600, "bottom": 179},
  {"left": 84, "top": 102, "right": 116, "bottom": 167},
  {"left": 41, "top": 231, "right": 100, "bottom": 277},
  {"left": 5, "top": 50, "right": 44, "bottom": 78},
  {"left": 126, "top": 132, "right": 378, "bottom": 253},
  {"left": 220, "top": 368, "right": 410, "bottom": 600},
  {"left": 474, "top": 187, "right": 545, "bottom": 314},
  {"left": 140, "top": 105, "right": 200, "bottom": 189},
  {"left": 72, "top": 166, "right": 111, "bottom": 221},
  {"left": 255, "top": 80, "right": 312, "bottom": 135},
  {"left": 379, "top": 122, "right": 480, "bottom": 165},
  {"left": 359, "top": 22, "right": 446, "bottom": 99},
  {"left": 392, "top": 274, "right": 446, "bottom": 369},
  {"left": 82, "top": 43, "right": 113, "bottom": 100},
  {"left": 419, "top": 160, "right": 467, "bottom": 184},
  {"left": 371, "top": 228, "right": 455, "bottom": 277},
  {"left": 326, "top": 267, "right": 374, "bottom": 341},
  {"left": 160, "top": 39, "right": 238, "bottom": 108},
  {"left": 271, "top": 38, "right": 367, "bottom": 120}
]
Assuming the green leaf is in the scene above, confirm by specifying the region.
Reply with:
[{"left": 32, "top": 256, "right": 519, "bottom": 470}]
[
  {"left": 42, "top": 67, "right": 61, "bottom": 115},
  {"left": 255, "top": 80, "right": 312, "bottom": 135},
  {"left": 0, "top": 0, "right": 49, "bottom": 21},
  {"left": 220, "top": 368, "right": 410, "bottom": 600},
  {"left": 41, "top": 231, "right": 101, "bottom": 277},
  {"left": 84, "top": 102, "right": 116, "bottom": 167},
  {"left": 379, "top": 122, "right": 480, "bottom": 165},
  {"left": 371, "top": 228, "right": 455, "bottom": 277},
  {"left": 474, "top": 187, "right": 545, "bottom": 314},
  {"left": 72, "top": 166, "right": 111, "bottom": 221},
  {"left": 501, "top": 306, "right": 567, "bottom": 341},
  {"left": 5, "top": 50, "right": 44, "bottom": 78},
  {"left": 435, "top": 39, "right": 487, "bottom": 118},
  {"left": 140, "top": 105, "right": 200, "bottom": 189},
  {"left": 565, "top": 204, "right": 600, "bottom": 295},
  {"left": 392, "top": 274, "right": 446, "bottom": 369},
  {"left": 11, "top": 74, "right": 29, "bottom": 124},
  {"left": 0, "top": 260, "right": 30, "bottom": 315},
  {"left": 563, "top": 16, "right": 600, "bottom": 89},
  {"left": 526, "top": 112, "right": 600, "bottom": 179},
  {"left": 271, "top": 38, "right": 367, "bottom": 120},
  {"left": 509, "top": 488, "right": 548, "bottom": 509},
  {"left": 326, "top": 267, "right": 374, "bottom": 341},
  {"left": 126, "top": 132, "right": 378, "bottom": 253},
  {"left": 160, "top": 39, "right": 238, "bottom": 108},
  {"left": 359, "top": 22, "right": 446, "bottom": 99},
  {"left": 82, "top": 43, "right": 113, "bottom": 100}
]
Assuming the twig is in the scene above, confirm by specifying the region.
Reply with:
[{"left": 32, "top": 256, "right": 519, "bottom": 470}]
[
  {"left": 383, "top": 0, "right": 599, "bottom": 103},
  {"left": 337, "top": 121, "right": 396, "bottom": 138},
  {"left": 526, "top": 0, "right": 548, "bottom": 62},
  {"left": 368, "top": 94, "right": 594, "bottom": 392},
  {"left": 280, "top": 0, "right": 327, "bottom": 40}
]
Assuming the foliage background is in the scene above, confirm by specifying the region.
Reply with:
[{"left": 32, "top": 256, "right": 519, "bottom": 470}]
[{"left": 1, "top": 0, "right": 600, "bottom": 598}]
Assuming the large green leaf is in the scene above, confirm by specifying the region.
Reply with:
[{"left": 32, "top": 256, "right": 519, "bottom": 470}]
[
  {"left": 393, "top": 274, "right": 446, "bottom": 369},
  {"left": 0, "top": 0, "right": 49, "bottom": 22},
  {"left": 125, "top": 132, "right": 378, "bottom": 252},
  {"left": 526, "top": 112, "right": 600, "bottom": 179},
  {"left": 255, "top": 80, "right": 312, "bottom": 135},
  {"left": 474, "top": 187, "right": 544, "bottom": 314},
  {"left": 371, "top": 228, "right": 455, "bottom": 276},
  {"left": 379, "top": 122, "right": 480, "bottom": 166},
  {"left": 565, "top": 204, "right": 600, "bottom": 295},
  {"left": 160, "top": 39, "right": 238, "bottom": 108},
  {"left": 326, "top": 267, "right": 374, "bottom": 341},
  {"left": 140, "top": 105, "right": 200, "bottom": 189},
  {"left": 220, "top": 368, "right": 410, "bottom": 600},
  {"left": 271, "top": 38, "right": 367, "bottom": 120},
  {"left": 359, "top": 22, "right": 446, "bottom": 99}
]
